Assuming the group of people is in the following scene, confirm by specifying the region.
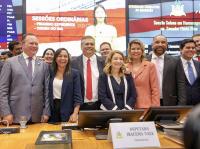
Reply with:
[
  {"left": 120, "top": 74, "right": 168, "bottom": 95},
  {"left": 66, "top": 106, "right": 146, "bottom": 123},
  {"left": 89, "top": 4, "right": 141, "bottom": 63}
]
[{"left": 0, "top": 33, "right": 200, "bottom": 127}]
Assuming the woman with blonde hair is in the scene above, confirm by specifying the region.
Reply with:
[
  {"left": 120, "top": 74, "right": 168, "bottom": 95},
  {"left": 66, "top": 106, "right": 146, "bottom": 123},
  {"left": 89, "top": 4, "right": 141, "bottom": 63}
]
[
  {"left": 98, "top": 50, "right": 136, "bottom": 110},
  {"left": 126, "top": 39, "right": 160, "bottom": 109}
]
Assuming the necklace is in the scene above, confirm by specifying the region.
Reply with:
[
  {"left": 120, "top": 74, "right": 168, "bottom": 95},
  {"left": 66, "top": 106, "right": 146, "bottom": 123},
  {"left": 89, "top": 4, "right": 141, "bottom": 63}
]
[{"left": 113, "top": 76, "right": 121, "bottom": 84}]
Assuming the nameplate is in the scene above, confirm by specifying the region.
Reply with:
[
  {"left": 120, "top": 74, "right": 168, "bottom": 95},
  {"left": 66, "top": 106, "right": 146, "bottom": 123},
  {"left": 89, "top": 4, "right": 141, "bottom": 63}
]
[
  {"left": 0, "top": 127, "right": 20, "bottom": 134},
  {"left": 108, "top": 122, "right": 160, "bottom": 149}
]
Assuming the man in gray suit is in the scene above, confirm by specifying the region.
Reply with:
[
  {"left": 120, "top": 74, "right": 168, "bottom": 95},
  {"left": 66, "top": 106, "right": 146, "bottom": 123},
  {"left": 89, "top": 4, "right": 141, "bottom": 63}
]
[
  {"left": 0, "top": 33, "right": 50, "bottom": 124},
  {"left": 0, "top": 61, "right": 3, "bottom": 73},
  {"left": 147, "top": 35, "right": 186, "bottom": 106},
  {"left": 71, "top": 36, "right": 104, "bottom": 110}
]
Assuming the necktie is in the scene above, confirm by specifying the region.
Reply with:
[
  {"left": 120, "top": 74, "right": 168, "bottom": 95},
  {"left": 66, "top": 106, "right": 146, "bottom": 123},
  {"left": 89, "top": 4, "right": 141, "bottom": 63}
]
[
  {"left": 86, "top": 59, "right": 92, "bottom": 100},
  {"left": 187, "top": 61, "right": 196, "bottom": 85},
  {"left": 27, "top": 57, "right": 32, "bottom": 80},
  {"left": 197, "top": 56, "right": 200, "bottom": 62}
]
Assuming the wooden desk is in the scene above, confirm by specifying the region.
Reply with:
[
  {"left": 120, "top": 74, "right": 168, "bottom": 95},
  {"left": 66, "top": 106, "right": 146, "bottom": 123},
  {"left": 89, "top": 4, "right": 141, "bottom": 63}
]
[{"left": 0, "top": 123, "right": 184, "bottom": 149}]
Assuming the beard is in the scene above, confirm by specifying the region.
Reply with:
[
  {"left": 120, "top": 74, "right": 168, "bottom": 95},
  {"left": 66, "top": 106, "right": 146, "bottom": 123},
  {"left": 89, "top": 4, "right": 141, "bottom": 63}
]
[{"left": 153, "top": 47, "right": 166, "bottom": 56}]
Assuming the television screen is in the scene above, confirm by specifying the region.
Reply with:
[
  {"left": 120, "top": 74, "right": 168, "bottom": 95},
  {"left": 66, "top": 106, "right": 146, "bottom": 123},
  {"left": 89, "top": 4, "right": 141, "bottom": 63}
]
[
  {"left": 78, "top": 110, "right": 144, "bottom": 129},
  {"left": 0, "top": 0, "right": 22, "bottom": 51},
  {"left": 127, "top": 0, "right": 200, "bottom": 55},
  {"left": 24, "top": 0, "right": 126, "bottom": 56},
  {"left": 142, "top": 106, "right": 192, "bottom": 122}
]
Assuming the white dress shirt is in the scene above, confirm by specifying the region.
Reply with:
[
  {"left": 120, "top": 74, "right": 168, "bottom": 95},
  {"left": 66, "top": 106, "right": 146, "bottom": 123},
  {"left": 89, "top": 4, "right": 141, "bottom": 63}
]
[
  {"left": 83, "top": 54, "right": 99, "bottom": 103},
  {"left": 181, "top": 57, "right": 197, "bottom": 84},
  {"left": 151, "top": 52, "right": 164, "bottom": 99}
]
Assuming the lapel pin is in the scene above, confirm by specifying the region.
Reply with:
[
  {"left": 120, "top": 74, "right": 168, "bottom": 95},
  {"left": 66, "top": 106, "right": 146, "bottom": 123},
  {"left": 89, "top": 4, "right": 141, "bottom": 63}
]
[{"left": 37, "top": 60, "right": 41, "bottom": 65}]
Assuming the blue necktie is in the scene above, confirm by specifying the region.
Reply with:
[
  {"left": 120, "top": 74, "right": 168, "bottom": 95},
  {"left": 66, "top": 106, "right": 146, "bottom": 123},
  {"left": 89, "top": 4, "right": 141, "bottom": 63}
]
[{"left": 187, "top": 61, "right": 196, "bottom": 85}]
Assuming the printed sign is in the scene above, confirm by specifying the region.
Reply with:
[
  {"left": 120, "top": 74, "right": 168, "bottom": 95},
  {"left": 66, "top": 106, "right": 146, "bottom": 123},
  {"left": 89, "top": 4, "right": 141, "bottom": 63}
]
[{"left": 108, "top": 122, "right": 160, "bottom": 149}]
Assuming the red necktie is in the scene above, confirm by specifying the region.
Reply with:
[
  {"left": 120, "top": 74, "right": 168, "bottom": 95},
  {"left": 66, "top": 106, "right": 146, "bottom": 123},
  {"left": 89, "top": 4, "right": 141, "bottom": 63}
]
[
  {"left": 197, "top": 56, "right": 200, "bottom": 62},
  {"left": 86, "top": 59, "right": 92, "bottom": 100}
]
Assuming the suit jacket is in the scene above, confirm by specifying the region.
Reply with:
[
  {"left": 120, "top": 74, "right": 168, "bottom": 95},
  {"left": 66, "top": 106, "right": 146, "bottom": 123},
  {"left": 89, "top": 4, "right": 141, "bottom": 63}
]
[
  {"left": 0, "top": 54, "right": 50, "bottom": 123},
  {"left": 0, "top": 61, "right": 3, "bottom": 74},
  {"left": 127, "top": 61, "right": 160, "bottom": 108},
  {"left": 49, "top": 68, "right": 83, "bottom": 122},
  {"left": 98, "top": 73, "right": 137, "bottom": 110},
  {"left": 71, "top": 54, "right": 105, "bottom": 99},
  {"left": 177, "top": 58, "right": 200, "bottom": 105},
  {"left": 146, "top": 54, "right": 186, "bottom": 106}
]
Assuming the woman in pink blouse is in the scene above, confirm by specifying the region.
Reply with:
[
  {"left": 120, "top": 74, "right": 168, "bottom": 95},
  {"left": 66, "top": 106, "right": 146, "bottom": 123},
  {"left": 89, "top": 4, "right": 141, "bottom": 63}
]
[{"left": 126, "top": 39, "right": 160, "bottom": 109}]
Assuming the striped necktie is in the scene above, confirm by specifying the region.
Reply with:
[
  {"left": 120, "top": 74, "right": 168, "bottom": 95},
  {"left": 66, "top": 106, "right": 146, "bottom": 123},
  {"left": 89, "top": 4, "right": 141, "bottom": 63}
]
[{"left": 187, "top": 61, "right": 196, "bottom": 85}]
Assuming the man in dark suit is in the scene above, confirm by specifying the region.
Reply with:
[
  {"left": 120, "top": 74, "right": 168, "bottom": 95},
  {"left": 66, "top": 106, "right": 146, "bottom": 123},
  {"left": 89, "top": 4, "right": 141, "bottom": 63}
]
[
  {"left": 177, "top": 39, "right": 200, "bottom": 105},
  {"left": 71, "top": 36, "right": 104, "bottom": 110},
  {"left": 99, "top": 42, "right": 112, "bottom": 59},
  {"left": 147, "top": 35, "right": 186, "bottom": 106},
  {"left": 0, "top": 33, "right": 50, "bottom": 124}
]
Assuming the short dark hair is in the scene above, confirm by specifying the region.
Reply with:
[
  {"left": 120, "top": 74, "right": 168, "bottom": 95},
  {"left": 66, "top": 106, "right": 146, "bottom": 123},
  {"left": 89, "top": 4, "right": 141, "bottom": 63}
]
[
  {"left": 1, "top": 51, "right": 12, "bottom": 57},
  {"left": 42, "top": 48, "right": 55, "bottom": 58},
  {"left": 100, "top": 42, "right": 112, "bottom": 50},
  {"left": 180, "top": 39, "right": 195, "bottom": 50},
  {"left": 8, "top": 40, "right": 21, "bottom": 51}
]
